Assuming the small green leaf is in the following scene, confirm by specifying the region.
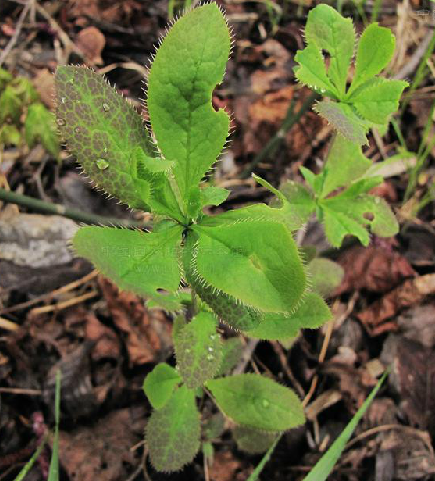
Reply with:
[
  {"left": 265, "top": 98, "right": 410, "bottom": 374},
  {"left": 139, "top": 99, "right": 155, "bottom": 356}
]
[
  {"left": 294, "top": 44, "right": 338, "bottom": 97},
  {"left": 25, "top": 103, "right": 60, "bottom": 158},
  {"left": 233, "top": 426, "right": 279, "bottom": 454},
  {"left": 0, "top": 85, "right": 22, "bottom": 123},
  {"left": 349, "top": 23, "right": 396, "bottom": 95},
  {"left": 73, "top": 225, "right": 182, "bottom": 302},
  {"left": 304, "top": 4, "right": 355, "bottom": 97},
  {"left": 147, "top": 3, "right": 231, "bottom": 213},
  {"left": 0, "top": 125, "right": 21, "bottom": 145},
  {"left": 246, "top": 292, "right": 332, "bottom": 340},
  {"left": 0, "top": 67, "right": 13, "bottom": 90},
  {"left": 321, "top": 134, "right": 371, "bottom": 197},
  {"left": 12, "top": 77, "right": 39, "bottom": 105},
  {"left": 307, "top": 258, "right": 344, "bottom": 297},
  {"left": 174, "top": 311, "right": 222, "bottom": 389},
  {"left": 314, "top": 100, "right": 368, "bottom": 145},
  {"left": 206, "top": 373, "right": 305, "bottom": 431},
  {"left": 350, "top": 78, "right": 408, "bottom": 125},
  {"left": 200, "top": 185, "right": 230, "bottom": 208},
  {"left": 193, "top": 216, "right": 307, "bottom": 314},
  {"left": 147, "top": 385, "right": 201, "bottom": 472},
  {"left": 143, "top": 363, "right": 181, "bottom": 409},
  {"left": 215, "top": 337, "right": 243, "bottom": 377},
  {"left": 203, "top": 412, "right": 225, "bottom": 442}
]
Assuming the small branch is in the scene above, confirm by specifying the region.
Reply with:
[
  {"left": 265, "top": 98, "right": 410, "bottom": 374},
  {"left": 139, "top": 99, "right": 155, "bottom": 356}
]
[
  {"left": 0, "top": 188, "right": 149, "bottom": 227},
  {"left": 0, "top": 0, "right": 32, "bottom": 66},
  {"left": 240, "top": 91, "right": 319, "bottom": 179}
]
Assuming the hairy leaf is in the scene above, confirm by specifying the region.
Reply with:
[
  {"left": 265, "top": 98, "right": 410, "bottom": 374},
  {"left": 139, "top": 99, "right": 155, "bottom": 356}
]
[
  {"left": 25, "top": 103, "right": 60, "bottom": 158},
  {"left": 233, "top": 426, "right": 279, "bottom": 454},
  {"left": 206, "top": 373, "right": 305, "bottom": 431},
  {"left": 349, "top": 23, "right": 396, "bottom": 94},
  {"left": 73, "top": 225, "right": 182, "bottom": 302},
  {"left": 308, "top": 258, "right": 344, "bottom": 297},
  {"left": 246, "top": 292, "right": 332, "bottom": 340},
  {"left": 193, "top": 217, "right": 306, "bottom": 314},
  {"left": 174, "top": 311, "right": 222, "bottom": 389},
  {"left": 304, "top": 4, "right": 355, "bottom": 97},
  {"left": 147, "top": 385, "right": 200, "bottom": 472},
  {"left": 321, "top": 134, "right": 371, "bottom": 197},
  {"left": 147, "top": 3, "right": 231, "bottom": 213},
  {"left": 215, "top": 337, "right": 243, "bottom": 377},
  {"left": 143, "top": 363, "right": 181, "bottom": 410}
]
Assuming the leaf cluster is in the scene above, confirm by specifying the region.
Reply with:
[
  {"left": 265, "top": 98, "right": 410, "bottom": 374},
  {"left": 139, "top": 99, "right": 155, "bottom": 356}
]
[{"left": 0, "top": 68, "right": 59, "bottom": 157}]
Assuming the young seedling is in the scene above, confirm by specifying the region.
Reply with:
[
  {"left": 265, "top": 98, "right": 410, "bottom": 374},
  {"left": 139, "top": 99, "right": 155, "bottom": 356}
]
[{"left": 54, "top": 2, "right": 406, "bottom": 473}]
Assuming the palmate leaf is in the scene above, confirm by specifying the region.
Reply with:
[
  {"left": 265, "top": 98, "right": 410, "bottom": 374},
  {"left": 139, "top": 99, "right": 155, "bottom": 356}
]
[
  {"left": 143, "top": 363, "right": 181, "bottom": 410},
  {"left": 73, "top": 224, "right": 183, "bottom": 304},
  {"left": 174, "top": 311, "right": 222, "bottom": 389},
  {"left": 206, "top": 373, "right": 305, "bottom": 431},
  {"left": 147, "top": 385, "right": 201, "bottom": 472},
  {"left": 147, "top": 3, "right": 231, "bottom": 214},
  {"left": 55, "top": 66, "right": 182, "bottom": 219},
  {"left": 192, "top": 213, "right": 307, "bottom": 314}
]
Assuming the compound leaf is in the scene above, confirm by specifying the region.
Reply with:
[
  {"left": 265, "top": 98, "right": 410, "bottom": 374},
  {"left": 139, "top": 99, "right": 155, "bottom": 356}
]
[
  {"left": 350, "top": 78, "right": 408, "bottom": 125},
  {"left": 174, "top": 311, "right": 222, "bottom": 389},
  {"left": 73, "top": 225, "right": 183, "bottom": 303},
  {"left": 246, "top": 292, "right": 331, "bottom": 340},
  {"left": 304, "top": 4, "right": 355, "bottom": 97},
  {"left": 147, "top": 3, "right": 230, "bottom": 213},
  {"left": 193, "top": 217, "right": 306, "bottom": 314},
  {"left": 349, "top": 23, "right": 396, "bottom": 94},
  {"left": 322, "top": 134, "right": 371, "bottom": 197},
  {"left": 206, "top": 373, "right": 305, "bottom": 431},
  {"left": 315, "top": 100, "right": 368, "bottom": 145},
  {"left": 25, "top": 103, "right": 60, "bottom": 158},
  {"left": 147, "top": 385, "right": 200, "bottom": 472},
  {"left": 143, "top": 363, "right": 181, "bottom": 410}
]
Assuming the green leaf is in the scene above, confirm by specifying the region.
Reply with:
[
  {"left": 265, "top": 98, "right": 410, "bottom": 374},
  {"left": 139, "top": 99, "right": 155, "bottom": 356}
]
[
  {"left": 203, "top": 412, "right": 225, "bottom": 442},
  {"left": 0, "top": 85, "right": 22, "bottom": 123},
  {"left": 192, "top": 217, "right": 307, "bottom": 314},
  {"left": 48, "top": 370, "right": 61, "bottom": 481},
  {"left": 215, "top": 337, "right": 243, "bottom": 377},
  {"left": 349, "top": 23, "right": 396, "bottom": 95},
  {"left": 0, "top": 67, "right": 12, "bottom": 90},
  {"left": 143, "top": 363, "right": 181, "bottom": 409},
  {"left": 294, "top": 44, "right": 339, "bottom": 97},
  {"left": 307, "top": 258, "right": 344, "bottom": 297},
  {"left": 55, "top": 66, "right": 180, "bottom": 217},
  {"left": 147, "top": 385, "right": 201, "bottom": 472},
  {"left": 233, "top": 426, "right": 279, "bottom": 454},
  {"left": 0, "top": 125, "right": 21, "bottom": 145},
  {"left": 350, "top": 78, "right": 408, "bottom": 125},
  {"left": 206, "top": 373, "right": 305, "bottom": 431},
  {"left": 25, "top": 103, "right": 60, "bottom": 158},
  {"left": 304, "top": 4, "right": 355, "bottom": 97},
  {"left": 246, "top": 292, "right": 332, "bottom": 340},
  {"left": 174, "top": 311, "right": 222, "bottom": 389},
  {"left": 147, "top": 3, "right": 231, "bottom": 214},
  {"left": 321, "top": 134, "right": 371, "bottom": 197},
  {"left": 314, "top": 100, "right": 368, "bottom": 145},
  {"left": 200, "top": 185, "right": 230, "bottom": 208},
  {"left": 13, "top": 439, "right": 46, "bottom": 481},
  {"left": 73, "top": 225, "right": 182, "bottom": 302},
  {"left": 12, "top": 77, "right": 39, "bottom": 104},
  {"left": 302, "top": 371, "right": 388, "bottom": 481}
]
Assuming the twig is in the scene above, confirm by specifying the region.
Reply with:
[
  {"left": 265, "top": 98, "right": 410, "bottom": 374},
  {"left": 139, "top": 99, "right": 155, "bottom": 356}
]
[
  {"left": 0, "top": 0, "right": 32, "bottom": 66},
  {"left": 240, "top": 91, "right": 318, "bottom": 179},
  {"left": 0, "top": 188, "right": 149, "bottom": 227},
  {"left": 0, "top": 316, "right": 19, "bottom": 331},
  {"left": 29, "top": 289, "right": 98, "bottom": 315},
  {"left": 233, "top": 339, "right": 259, "bottom": 375}
]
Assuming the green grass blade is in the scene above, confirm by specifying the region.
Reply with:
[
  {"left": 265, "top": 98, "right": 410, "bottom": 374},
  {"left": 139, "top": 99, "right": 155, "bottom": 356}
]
[
  {"left": 302, "top": 370, "right": 388, "bottom": 481},
  {"left": 13, "top": 438, "right": 46, "bottom": 481},
  {"left": 48, "top": 369, "right": 61, "bottom": 481},
  {"left": 246, "top": 435, "right": 282, "bottom": 481}
]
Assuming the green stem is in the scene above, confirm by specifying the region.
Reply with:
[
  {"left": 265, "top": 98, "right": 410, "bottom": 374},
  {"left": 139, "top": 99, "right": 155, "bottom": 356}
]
[
  {"left": 0, "top": 188, "right": 149, "bottom": 227},
  {"left": 240, "top": 92, "right": 318, "bottom": 179}
]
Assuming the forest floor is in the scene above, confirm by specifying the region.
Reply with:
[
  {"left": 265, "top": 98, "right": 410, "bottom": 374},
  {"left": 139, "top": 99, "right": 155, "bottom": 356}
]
[{"left": 1, "top": 1, "right": 435, "bottom": 480}]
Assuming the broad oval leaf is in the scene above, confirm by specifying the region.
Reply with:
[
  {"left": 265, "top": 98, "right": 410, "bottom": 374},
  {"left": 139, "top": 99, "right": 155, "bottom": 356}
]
[
  {"left": 147, "top": 385, "right": 200, "bottom": 472},
  {"left": 174, "top": 311, "right": 222, "bottom": 389},
  {"left": 308, "top": 258, "right": 344, "bottom": 297},
  {"left": 206, "top": 373, "right": 305, "bottom": 431},
  {"left": 143, "top": 363, "right": 181, "bottom": 410},
  {"left": 147, "top": 3, "right": 231, "bottom": 213}
]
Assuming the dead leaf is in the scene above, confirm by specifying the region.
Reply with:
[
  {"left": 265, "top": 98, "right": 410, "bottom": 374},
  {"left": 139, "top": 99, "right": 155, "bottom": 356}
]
[
  {"left": 99, "top": 278, "right": 162, "bottom": 366},
  {"left": 336, "top": 244, "right": 416, "bottom": 295},
  {"left": 209, "top": 449, "right": 249, "bottom": 481},
  {"left": 59, "top": 408, "right": 139, "bottom": 481},
  {"left": 75, "top": 26, "right": 105, "bottom": 65},
  {"left": 33, "top": 69, "right": 55, "bottom": 110}
]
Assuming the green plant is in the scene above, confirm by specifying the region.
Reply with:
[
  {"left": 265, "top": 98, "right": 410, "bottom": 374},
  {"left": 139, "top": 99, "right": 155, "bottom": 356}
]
[
  {"left": 0, "top": 68, "right": 59, "bottom": 159},
  {"left": 54, "top": 2, "right": 405, "bottom": 474}
]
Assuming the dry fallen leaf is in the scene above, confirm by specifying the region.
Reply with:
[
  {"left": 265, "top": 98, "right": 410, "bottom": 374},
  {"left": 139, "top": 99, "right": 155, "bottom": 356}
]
[{"left": 75, "top": 26, "right": 105, "bottom": 65}]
